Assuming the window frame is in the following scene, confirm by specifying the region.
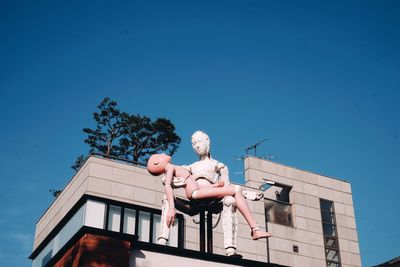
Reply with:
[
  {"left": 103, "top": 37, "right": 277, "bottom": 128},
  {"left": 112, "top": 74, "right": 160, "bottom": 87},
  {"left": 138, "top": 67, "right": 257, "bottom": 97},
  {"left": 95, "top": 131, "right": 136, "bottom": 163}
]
[
  {"left": 264, "top": 197, "right": 294, "bottom": 227},
  {"left": 30, "top": 194, "right": 185, "bottom": 266},
  {"left": 320, "top": 198, "right": 342, "bottom": 267},
  {"left": 103, "top": 197, "right": 184, "bottom": 247}
]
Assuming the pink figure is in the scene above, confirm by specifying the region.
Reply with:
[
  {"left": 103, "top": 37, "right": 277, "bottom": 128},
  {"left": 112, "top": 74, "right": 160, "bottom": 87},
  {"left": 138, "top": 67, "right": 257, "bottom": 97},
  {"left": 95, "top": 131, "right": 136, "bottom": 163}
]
[{"left": 147, "top": 154, "right": 272, "bottom": 240}]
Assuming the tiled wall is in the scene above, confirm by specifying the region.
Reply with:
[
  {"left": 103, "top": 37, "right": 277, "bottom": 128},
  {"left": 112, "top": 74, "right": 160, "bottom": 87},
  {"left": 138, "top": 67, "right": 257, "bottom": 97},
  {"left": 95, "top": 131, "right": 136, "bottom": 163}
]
[{"left": 244, "top": 156, "right": 361, "bottom": 267}]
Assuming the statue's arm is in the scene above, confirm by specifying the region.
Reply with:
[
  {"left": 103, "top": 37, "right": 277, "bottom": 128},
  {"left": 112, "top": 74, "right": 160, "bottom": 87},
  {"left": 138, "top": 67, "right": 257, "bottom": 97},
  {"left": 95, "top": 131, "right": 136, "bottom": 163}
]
[
  {"left": 218, "top": 163, "right": 230, "bottom": 185},
  {"left": 164, "top": 164, "right": 175, "bottom": 206},
  {"left": 164, "top": 164, "right": 177, "bottom": 227}
]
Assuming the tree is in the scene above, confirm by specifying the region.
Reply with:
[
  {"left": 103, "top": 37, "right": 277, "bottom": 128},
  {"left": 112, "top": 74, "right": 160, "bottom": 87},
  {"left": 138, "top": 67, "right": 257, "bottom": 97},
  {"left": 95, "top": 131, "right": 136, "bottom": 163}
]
[
  {"left": 119, "top": 114, "right": 181, "bottom": 162},
  {"left": 71, "top": 155, "right": 88, "bottom": 172},
  {"left": 72, "top": 97, "right": 181, "bottom": 171},
  {"left": 83, "top": 97, "right": 125, "bottom": 156}
]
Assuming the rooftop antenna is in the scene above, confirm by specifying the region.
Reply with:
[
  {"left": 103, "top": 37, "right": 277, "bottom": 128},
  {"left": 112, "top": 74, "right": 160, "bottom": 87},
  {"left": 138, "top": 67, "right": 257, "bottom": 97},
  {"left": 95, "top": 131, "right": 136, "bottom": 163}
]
[
  {"left": 245, "top": 138, "right": 267, "bottom": 157},
  {"left": 262, "top": 154, "right": 277, "bottom": 160}
]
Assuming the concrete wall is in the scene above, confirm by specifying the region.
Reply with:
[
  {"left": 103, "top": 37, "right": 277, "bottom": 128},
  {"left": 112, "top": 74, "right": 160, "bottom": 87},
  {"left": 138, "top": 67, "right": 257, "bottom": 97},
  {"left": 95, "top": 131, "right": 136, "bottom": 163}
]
[
  {"left": 131, "top": 249, "right": 241, "bottom": 267},
  {"left": 244, "top": 156, "right": 361, "bottom": 267}
]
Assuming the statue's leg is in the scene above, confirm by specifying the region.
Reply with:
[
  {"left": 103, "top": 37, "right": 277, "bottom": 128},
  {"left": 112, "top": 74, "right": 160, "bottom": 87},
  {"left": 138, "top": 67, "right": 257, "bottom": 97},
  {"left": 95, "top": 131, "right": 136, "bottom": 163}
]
[
  {"left": 157, "top": 194, "right": 170, "bottom": 245},
  {"left": 221, "top": 196, "right": 238, "bottom": 256}
]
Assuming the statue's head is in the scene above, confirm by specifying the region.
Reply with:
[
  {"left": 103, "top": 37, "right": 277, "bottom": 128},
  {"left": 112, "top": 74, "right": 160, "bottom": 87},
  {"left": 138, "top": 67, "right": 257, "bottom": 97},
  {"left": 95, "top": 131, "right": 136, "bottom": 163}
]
[
  {"left": 191, "top": 130, "right": 211, "bottom": 157},
  {"left": 147, "top": 154, "right": 171, "bottom": 175}
]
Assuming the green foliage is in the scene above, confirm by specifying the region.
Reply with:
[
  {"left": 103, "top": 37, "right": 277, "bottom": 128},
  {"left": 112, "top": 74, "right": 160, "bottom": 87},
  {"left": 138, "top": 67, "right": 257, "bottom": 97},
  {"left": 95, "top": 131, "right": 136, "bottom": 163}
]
[
  {"left": 119, "top": 114, "right": 181, "bottom": 162},
  {"left": 83, "top": 97, "right": 125, "bottom": 156},
  {"left": 49, "top": 189, "right": 62, "bottom": 198},
  {"left": 71, "top": 155, "right": 88, "bottom": 172},
  {"left": 72, "top": 97, "right": 181, "bottom": 171}
]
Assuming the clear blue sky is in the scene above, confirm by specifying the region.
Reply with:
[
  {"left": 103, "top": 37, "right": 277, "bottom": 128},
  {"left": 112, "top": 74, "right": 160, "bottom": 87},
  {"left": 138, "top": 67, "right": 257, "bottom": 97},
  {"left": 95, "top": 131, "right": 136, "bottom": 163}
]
[{"left": 1, "top": 1, "right": 399, "bottom": 266}]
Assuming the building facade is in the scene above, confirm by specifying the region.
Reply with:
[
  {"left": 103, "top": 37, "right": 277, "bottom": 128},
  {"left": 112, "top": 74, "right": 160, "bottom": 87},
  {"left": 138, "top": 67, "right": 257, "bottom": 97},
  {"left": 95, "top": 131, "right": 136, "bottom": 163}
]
[{"left": 30, "top": 155, "right": 361, "bottom": 267}]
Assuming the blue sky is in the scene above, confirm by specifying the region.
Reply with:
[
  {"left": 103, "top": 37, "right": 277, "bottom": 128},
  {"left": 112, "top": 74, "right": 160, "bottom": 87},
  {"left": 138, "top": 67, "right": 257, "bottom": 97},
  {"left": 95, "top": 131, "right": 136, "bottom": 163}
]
[{"left": 1, "top": 1, "right": 399, "bottom": 266}]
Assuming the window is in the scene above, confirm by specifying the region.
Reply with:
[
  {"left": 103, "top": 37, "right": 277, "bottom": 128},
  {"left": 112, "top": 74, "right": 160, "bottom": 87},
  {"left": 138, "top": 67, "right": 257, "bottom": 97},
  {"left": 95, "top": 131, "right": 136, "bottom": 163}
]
[
  {"left": 104, "top": 201, "right": 183, "bottom": 247},
  {"left": 32, "top": 196, "right": 184, "bottom": 267},
  {"left": 264, "top": 199, "right": 293, "bottom": 226},
  {"left": 320, "top": 199, "right": 341, "bottom": 267},
  {"left": 263, "top": 181, "right": 293, "bottom": 227},
  {"left": 138, "top": 211, "right": 151, "bottom": 242},
  {"left": 107, "top": 205, "right": 121, "bottom": 232},
  {"left": 123, "top": 208, "right": 136, "bottom": 235},
  {"left": 152, "top": 214, "right": 162, "bottom": 243}
]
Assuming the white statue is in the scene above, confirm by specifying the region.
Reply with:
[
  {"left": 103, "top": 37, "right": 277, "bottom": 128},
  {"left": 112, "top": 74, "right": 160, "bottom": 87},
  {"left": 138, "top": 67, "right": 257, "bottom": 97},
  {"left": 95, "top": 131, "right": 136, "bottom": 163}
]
[
  {"left": 187, "top": 130, "right": 239, "bottom": 256},
  {"left": 156, "top": 131, "right": 269, "bottom": 256}
]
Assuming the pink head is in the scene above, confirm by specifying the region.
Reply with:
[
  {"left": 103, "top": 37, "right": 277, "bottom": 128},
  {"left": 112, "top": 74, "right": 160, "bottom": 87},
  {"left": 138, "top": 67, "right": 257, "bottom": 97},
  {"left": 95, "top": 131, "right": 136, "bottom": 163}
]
[{"left": 147, "top": 154, "right": 171, "bottom": 175}]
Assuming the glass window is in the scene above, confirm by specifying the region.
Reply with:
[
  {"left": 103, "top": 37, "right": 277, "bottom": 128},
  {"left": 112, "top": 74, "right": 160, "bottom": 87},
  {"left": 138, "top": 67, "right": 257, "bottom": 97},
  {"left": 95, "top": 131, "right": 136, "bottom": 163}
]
[
  {"left": 321, "top": 211, "right": 335, "bottom": 224},
  {"left": 32, "top": 240, "right": 53, "bottom": 267},
  {"left": 322, "top": 223, "right": 336, "bottom": 236},
  {"left": 53, "top": 205, "right": 85, "bottom": 255},
  {"left": 123, "top": 208, "right": 136, "bottom": 235},
  {"left": 152, "top": 214, "right": 161, "bottom": 243},
  {"left": 169, "top": 218, "right": 179, "bottom": 247},
  {"left": 325, "top": 237, "right": 337, "bottom": 248},
  {"left": 320, "top": 200, "right": 334, "bottom": 212},
  {"left": 265, "top": 199, "right": 293, "bottom": 227},
  {"left": 84, "top": 200, "right": 106, "bottom": 228},
  {"left": 138, "top": 211, "right": 151, "bottom": 242},
  {"left": 107, "top": 205, "right": 121, "bottom": 232},
  {"left": 320, "top": 199, "right": 341, "bottom": 267},
  {"left": 42, "top": 250, "right": 52, "bottom": 267},
  {"left": 32, "top": 198, "right": 183, "bottom": 267},
  {"left": 326, "top": 249, "right": 340, "bottom": 261},
  {"left": 327, "top": 262, "right": 340, "bottom": 267}
]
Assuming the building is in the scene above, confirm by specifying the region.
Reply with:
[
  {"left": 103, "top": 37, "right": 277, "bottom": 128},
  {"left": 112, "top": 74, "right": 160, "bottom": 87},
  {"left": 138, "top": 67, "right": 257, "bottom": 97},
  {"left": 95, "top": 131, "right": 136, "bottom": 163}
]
[{"left": 30, "top": 155, "right": 361, "bottom": 267}]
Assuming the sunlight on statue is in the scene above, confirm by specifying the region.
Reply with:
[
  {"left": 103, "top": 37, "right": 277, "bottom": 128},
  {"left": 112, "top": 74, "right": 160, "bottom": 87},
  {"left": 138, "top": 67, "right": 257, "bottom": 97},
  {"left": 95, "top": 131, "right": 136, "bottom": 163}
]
[{"left": 147, "top": 131, "right": 271, "bottom": 255}]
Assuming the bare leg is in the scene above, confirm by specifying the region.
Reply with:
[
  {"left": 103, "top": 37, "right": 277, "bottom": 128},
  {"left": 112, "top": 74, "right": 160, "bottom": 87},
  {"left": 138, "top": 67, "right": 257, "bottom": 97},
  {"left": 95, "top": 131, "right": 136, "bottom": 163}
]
[
  {"left": 189, "top": 184, "right": 235, "bottom": 199},
  {"left": 233, "top": 187, "right": 272, "bottom": 240},
  {"left": 189, "top": 184, "right": 272, "bottom": 240}
]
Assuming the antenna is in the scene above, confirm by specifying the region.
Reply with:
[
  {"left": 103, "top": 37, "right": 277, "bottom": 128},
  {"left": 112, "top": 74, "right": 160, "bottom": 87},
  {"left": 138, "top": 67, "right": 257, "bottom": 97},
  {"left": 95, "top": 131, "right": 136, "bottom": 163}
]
[
  {"left": 245, "top": 138, "right": 267, "bottom": 157},
  {"left": 262, "top": 154, "right": 277, "bottom": 160},
  {"left": 235, "top": 155, "right": 245, "bottom": 161}
]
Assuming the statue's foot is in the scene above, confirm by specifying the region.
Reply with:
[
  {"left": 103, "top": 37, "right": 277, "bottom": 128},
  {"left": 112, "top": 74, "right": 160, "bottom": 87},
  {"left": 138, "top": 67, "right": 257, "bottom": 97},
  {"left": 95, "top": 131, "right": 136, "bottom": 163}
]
[
  {"left": 225, "top": 247, "right": 236, "bottom": 256},
  {"left": 251, "top": 227, "right": 272, "bottom": 240},
  {"left": 225, "top": 247, "right": 242, "bottom": 258},
  {"left": 157, "top": 238, "right": 168, "bottom": 245}
]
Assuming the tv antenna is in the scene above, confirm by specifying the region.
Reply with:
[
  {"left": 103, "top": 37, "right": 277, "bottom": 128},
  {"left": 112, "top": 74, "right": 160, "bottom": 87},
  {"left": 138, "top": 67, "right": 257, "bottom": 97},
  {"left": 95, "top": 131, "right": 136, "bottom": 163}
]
[
  {"left": 262, "top": 154, "right": 277, "bottom": 160},
  {"left": 245, "top": 138, "right": 267, "bottom": 157}
]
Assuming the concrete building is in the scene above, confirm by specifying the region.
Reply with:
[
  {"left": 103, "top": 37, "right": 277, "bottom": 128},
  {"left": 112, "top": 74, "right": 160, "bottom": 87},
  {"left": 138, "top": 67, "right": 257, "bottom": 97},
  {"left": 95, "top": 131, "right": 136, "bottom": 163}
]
[{"left": 30, "top": 155, "right": 361, "bottom": 267}]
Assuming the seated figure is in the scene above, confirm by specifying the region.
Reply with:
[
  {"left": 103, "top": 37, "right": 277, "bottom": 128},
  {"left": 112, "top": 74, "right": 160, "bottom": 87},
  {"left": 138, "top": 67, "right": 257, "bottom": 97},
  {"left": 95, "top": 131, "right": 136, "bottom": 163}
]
[{"left": 147, "top": 153, "right": 272, "bottom": 240}]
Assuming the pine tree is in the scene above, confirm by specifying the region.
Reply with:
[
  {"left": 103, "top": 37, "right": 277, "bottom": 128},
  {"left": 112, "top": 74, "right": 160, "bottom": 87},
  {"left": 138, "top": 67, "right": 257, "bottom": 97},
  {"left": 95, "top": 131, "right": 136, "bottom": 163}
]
[
  {"left": 119, "top": 114, "right": 181, "bottom": 162},
  {"left": 72, "top": 97, "right": 181, "bottom": 171}
]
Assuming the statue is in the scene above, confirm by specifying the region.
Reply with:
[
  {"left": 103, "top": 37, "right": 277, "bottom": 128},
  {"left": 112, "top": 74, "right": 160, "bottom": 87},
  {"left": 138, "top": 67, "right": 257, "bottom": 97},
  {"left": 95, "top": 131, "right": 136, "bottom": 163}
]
[
  {"left": 188, "top": 130, "right": 239, "bottom": 256},
  {"left": 152, "top": 131, "right": 271, "bottom": 256},
  {"left": 147, "top": 153, "right": 272, "bottom": 239}
]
